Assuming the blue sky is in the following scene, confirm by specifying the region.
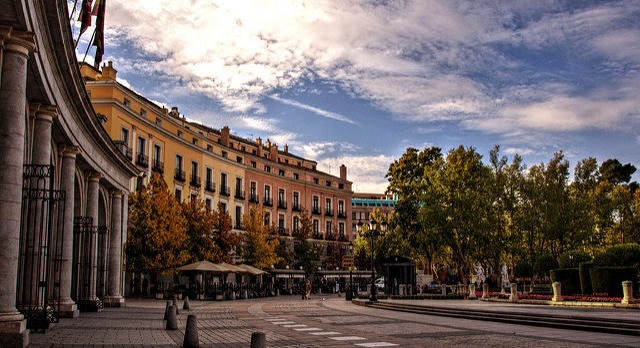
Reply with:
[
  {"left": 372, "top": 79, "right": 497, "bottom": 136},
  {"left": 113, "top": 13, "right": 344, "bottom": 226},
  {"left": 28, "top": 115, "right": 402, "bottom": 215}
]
[{"left": 70, "top": 0, "right": 640, "bottom": 192}]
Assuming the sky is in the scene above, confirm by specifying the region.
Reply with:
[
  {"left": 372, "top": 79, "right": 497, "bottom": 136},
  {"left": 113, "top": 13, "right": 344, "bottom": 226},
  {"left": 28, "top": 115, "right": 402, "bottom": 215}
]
[{"left": 69, "top": 0, "right": 640, "bottom": 193}]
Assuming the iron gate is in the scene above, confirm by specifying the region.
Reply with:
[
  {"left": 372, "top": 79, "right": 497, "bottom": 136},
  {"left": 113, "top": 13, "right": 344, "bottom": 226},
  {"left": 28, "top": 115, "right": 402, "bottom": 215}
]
[
  {"left": 72, "top": 216, "right": 102, "bottom": 311},
  {"left": 96, "top": 225, "right": 110, "bottom": 302},
  {"left": 17, "top": 164, "right": 65, "bottom": 333}
]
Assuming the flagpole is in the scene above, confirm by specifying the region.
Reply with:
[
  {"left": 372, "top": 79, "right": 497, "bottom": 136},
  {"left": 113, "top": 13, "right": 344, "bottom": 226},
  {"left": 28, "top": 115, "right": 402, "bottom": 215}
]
[{"left": 81, "top": 29, "right": 96, "bottom": 64}]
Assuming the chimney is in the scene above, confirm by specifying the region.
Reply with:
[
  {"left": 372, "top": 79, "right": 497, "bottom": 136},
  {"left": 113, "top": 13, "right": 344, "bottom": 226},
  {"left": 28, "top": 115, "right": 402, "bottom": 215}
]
[
  {"left": 170, "top": 107, "right": 179, "bottom": 117},
  {"left": 256, "top": 137, "right": 263, "bottom": 157},
  {"left": 101, "top": 61, "right": 117, "bottom": 81},
  {"left": 162, "top": 106, "right": 169, "bottom": 115},
  {"left": 284, "top": 144, "right": 289, "bottom": 153},
  {"left": 221, "top": 126, "right": 230, "bottom": 147},
  {"left": 265, "top": 139, "right": 271, "bottom": 148},
  {"left": 340, "top": 164, "right": 347, "bottom": 180},
  {"left": 270, "top": 144, "right": 278, "bottom": 163}
]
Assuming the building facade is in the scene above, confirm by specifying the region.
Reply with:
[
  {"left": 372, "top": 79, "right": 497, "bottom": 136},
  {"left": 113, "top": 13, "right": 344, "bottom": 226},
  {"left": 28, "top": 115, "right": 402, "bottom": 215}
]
[
  {"left": 0, "top": 1, "right": 139, "bottom": 347},
  {"left": 80, "top": 62, "right": 354, "bottom": 263},
  {"left": 351, "top": 193, "right": 397, "bottom": 234}
]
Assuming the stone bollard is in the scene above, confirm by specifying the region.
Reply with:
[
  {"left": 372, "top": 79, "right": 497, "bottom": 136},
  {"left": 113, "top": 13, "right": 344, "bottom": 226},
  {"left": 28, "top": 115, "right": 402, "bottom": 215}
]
[
  {"left": 183, "top": 315, "right": 199, "bottom": 348},
  {"left": 243, "top": 290, "right": 248, "bottom": 299},
  {"left": 173, "top": 297, "right": 180, "bottom": 314},
  {"left": 231, "top": 291, "right": 236, "bottom": 300},
  {"left": 622, "top": 281, "right": 635, "bottom": 304},
  {"left": 407, "top": 285, "right": 412, "bottom": 296},
  {"left": 441, "top": 284, "right": 447, "bottom": 296},
  {"left": 399, "top": 284, "right": 405, "bottom": 296},
  {"left": 468, "top": 284, "right": 476, "bottom": 299},
  {"left": 164, "top": 300, "right": 171, "bottom": 320},
  {"left": 552, "top": 282, "right": 563, "bottom": 302},
  {"left": 510, "top": 283, "right": 518, "bottom": 302},
  {"left": 183, "top": 296, "right": 190, "bottom": 310},
  {"left": 166, "top": 306, "right": 178, "bottom": 330},
  {"left": 276, "top": 289, "right": 280, "bottom": 296},
  {"left": 250, "top": 331, "right": 266, "bottom": 348},
  {"left": 482, "top": 284, "right": 489, "bottom": 299}
]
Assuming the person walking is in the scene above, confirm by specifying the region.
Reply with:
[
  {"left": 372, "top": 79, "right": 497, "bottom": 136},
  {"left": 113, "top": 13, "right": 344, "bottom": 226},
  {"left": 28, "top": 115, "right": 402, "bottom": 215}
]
[{"left": 305, "top": 280, "right": 312, "bottom": 299}]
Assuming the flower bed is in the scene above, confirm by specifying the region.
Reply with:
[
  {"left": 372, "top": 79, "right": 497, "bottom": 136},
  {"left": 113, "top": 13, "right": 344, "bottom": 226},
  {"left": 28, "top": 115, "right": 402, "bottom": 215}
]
[
  {"left": 356, "top": 293, "right": 464, "bottom": 300},
  {"left": 483, "top": 291, "right": 622, "bottom": 302}
]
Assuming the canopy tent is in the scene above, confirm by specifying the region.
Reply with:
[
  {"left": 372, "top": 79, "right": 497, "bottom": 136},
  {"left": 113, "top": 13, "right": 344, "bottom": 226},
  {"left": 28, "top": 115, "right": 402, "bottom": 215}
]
[
  {"left": 177, "top": 260, "right": 228, "bottom": 274},
  {"left": 218, "top": 262, "right": 249, "bottom": 274},
  {"left": 237, "top": 264, "right": 267, "bottom": 275}
]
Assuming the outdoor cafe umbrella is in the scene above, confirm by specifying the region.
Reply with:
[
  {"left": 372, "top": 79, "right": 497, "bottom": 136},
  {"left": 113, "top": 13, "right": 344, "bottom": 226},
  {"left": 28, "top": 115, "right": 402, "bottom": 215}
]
[
  {"left": 237, "top": 264, "right": 266, "bottom": 275},
  {"left": 177, "top": 260, "right": 228, "bottom": 274}
]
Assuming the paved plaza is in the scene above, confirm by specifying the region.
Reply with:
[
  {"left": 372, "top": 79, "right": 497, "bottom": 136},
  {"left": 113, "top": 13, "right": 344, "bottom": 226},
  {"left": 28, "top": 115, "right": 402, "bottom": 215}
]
[{"left": 30, "top": 296, "right": 640, "bottom": 348}]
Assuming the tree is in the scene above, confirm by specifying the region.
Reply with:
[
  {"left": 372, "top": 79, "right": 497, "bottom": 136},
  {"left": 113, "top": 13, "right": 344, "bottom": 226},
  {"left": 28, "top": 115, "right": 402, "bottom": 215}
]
[
  {"left": 126, "top": 173, "right": 189, "bottom": 282},
  {"left": 182, "top": 198, "right": 223, "bottom": 263},
  {"left": 212, "top": 202, "right": 241, "bottom": 263},
  {"left": 293, "top": 207, "right": 320, "bottom": 275},
  {"left": 241, "top": 204, "right": 281, "bottom": 269},
  {"left": 600, "top": 159, "right": 636, "bottom": 186}
]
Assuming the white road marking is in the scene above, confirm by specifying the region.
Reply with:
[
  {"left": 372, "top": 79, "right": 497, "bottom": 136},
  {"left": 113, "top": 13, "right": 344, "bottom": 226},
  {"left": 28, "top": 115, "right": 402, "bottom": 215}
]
[
  {"left": 310, "top": 331, "right": 342, "bottom": 336},
  {"left": 282, "top": 324, "right": 307, "bottom": 328},
  {"left": 272, "top": 321, "right": 296, "bottom": 325},
  {"left": 294, "top": 328, "right": 323, "bottom": 332},
  {"left": 329, "top": 336, "right": 366, "bottom": 341},
  {"left": 355, "top": 343, "right": 399, "bottom": 347}
]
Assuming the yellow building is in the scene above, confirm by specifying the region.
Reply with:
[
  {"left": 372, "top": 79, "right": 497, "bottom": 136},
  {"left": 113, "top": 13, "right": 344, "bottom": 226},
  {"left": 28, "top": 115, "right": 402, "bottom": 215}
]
[{"left": 80, "top": 62, "right": 246, "bottom": 227}]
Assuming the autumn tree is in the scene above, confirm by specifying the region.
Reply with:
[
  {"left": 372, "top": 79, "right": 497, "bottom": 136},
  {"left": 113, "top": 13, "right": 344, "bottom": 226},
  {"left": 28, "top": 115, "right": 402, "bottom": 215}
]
[
  {"left": 242, "top": 204, "right": 281, "bottom": 269},
  {"left": 212, "top": 203, "right": 242, "bottom": 263},
  {"left": 182, "top": 199, "right": 239, "bottom": 263},
  {"left": 293, "top": 207, "right": 320, "bottom": 275},
  {"left": 126, "top": 173, "right": 189, "bottom": 285}
]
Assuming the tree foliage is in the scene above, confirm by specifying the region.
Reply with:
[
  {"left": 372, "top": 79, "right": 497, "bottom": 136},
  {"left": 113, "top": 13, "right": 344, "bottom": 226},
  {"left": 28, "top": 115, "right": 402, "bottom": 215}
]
[{"left": 241, "top": 204, "right": 282, "bottom": 269}]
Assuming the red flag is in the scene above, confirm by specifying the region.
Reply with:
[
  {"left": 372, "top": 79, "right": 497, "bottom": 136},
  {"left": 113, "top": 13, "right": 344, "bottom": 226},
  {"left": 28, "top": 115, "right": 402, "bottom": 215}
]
[
  {"left": 92, "top": 0, "right": 106, "bottom": 68},
  {"left": 78, "top": 0, "right": 93, "bottom": 36}
]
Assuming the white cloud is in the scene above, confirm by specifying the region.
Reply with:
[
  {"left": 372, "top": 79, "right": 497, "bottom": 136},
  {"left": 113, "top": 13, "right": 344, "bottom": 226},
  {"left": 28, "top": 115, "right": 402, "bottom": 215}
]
[
  {"left": 269, "top": 95, "right": 356, "bottom": 124},
  {"left": 318, "top": 154, "right": 394, "bottom": 193},
  {"left": 300, "top": 141, "right": 359, "bottom": 160}
]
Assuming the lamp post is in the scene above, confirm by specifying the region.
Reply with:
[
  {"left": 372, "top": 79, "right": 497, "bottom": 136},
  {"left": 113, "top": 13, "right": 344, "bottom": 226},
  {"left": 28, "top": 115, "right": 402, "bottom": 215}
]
[
  {"left": 347, "top": 241, "right": 353, "bottom": 301},
  {"left": 357, "top": 217, "right": 387, "bottom": 302}
]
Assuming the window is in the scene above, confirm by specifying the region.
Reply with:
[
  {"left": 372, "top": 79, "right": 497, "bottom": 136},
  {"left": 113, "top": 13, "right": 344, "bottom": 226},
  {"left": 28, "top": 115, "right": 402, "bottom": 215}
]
[
  {"left": 237, "top": 156, "right": 243, "bottom": 164},
  {"left": 191, "top": 161, "right": 198, "bottom": 180},
  {"left": 278, "top": 188, "right": 285, "bottom": 206},
  {"left": 251, "top": 161, "right": 256, "bottom": 168},
  {"left": 279, "top": 169, "right": 285, "bottom": 176},
  {"left": 313, "top": 178, "right": 319, "bottom": 184},
  {"left": 278, "top": 214, "right": 285, "bottom": 229},
  {"left": 338, "top": 200, "right": 344, "bottom": 215},
  {"left": 190, "top": 193, "right": 197, "bottom": 202},
  {"left": 176, "top": 155, "right": 183, "bottom": 171},
  {"left": 221, "top": 173, "right": 228, "bottom": 191},
  {"left": 123, "top": 98, "right": 131, "bottom": 107},
  {"left": 207, "top": 144, "right": 213, "bottom": 152},
  {"left": 326, "top": 180, "right": 331, "bottom": 187},
  {"left": 293, "top": 173, "right": 299, "bottom": 180},
  {"left": 120, "top": 127, "right": 129, "bottom": 145},
  {"left": 264, "top": 185, "right": 271, "bottom": 200},
  {"left": 313, "top": 196, "right": 319, "bottom": 212},
  {"left": 293, "top": 216, "right": 299, "bottom": 232},
  {"left": 264, "top": 212, "right": 271, "bottom": 226},
  {"left": 205, "top": 198, "right": 212, "bottom": 210},
  {"left": 250, "top": 181, "right": 257, "bottom": 200},
  {"left": 235, "top": 177, "right": 243, "bottom": 196},
  {"left": 326, "top": 221, "right": 332, "bottom": 234},
  {"left": 177, "top": 130, "right": 183, "bottom": 138},
  {"left": 222, "top": 150, "right": 227, "bottom": 158},
  {"left": 140, "top": 109, "right": 147, "bottom": 117},
  {"left": 192, "top": 137, "right": 199, "bottom": 146},
  {"left": 339, "top": 183, "right": 344, "bottom": 189},
  {"left": 155, "top": 117, "right": 162, "bottom": 126},
  {"left": 137, "top": 136, "right": 146, "bottom": 156},
  {"left": 313, "top": 219, "right": 319, "bottom": 233},
  {"left": 339, "top": 222, "right": 345, "bottom": 235},
  {"left": 325, "top": 198, "right": 332, "bottom": 212},
  {"left": 264, "top": 165, "right": 270, "bottom": 173},
  {"left": 205, "top": 167, "right": 213, "bottom": 191},
  {"left": 235, "top": 206, "right": 243, "bottom": 228},
  {"left": 220, "top": 202, "right": 227, "bottom": 213},
  {"left": 174, "top": 188, "right": 182, "bottom": 202},
  {"left": 293, "top": 192, "right": 299, "bottom": 209}
]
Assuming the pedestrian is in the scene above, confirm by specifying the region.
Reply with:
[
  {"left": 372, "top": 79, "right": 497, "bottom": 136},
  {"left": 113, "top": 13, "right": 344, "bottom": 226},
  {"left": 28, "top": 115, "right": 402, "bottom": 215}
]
[
  {"left": 305, "top": 280, "right": 311, "bottom": 299},
  {"left": 335, "top": 282, "right": 340, "bottom": 297}
]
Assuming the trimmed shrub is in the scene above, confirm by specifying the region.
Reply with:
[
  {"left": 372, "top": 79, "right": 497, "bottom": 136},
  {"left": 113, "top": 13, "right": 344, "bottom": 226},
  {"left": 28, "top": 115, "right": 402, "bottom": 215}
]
[
  {"left": 558, "top": 250, "right": 592, "bottom": 269},
  {"left": 514, "top": 261, "right": 533, "bottom": 278},
  {"left": 593, "top": 253, "right": 618, "bottom": 267},
  {"left": 550, "top": 268, "right": 580, "bottom": 296},
  {"left": 534, "top": 254, "right": 558, "bottom": 278},
  {"left": 603, "top": 244, "right": 640, "bottom": 268},
  {"left": 589, "top": 267, "right": 638, "bottom": 297},
  {"left": 579, "top": 262, "right": 594, "bottom": 295}
]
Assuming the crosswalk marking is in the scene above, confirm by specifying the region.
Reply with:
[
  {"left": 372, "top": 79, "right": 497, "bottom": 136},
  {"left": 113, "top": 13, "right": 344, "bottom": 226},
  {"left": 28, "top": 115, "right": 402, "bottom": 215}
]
[
  {"left": 329, "top": 336, "right": 366, "bottom": 341},
  {"left": 272, "top": 321, "right": 296, "bottom": 325},
  {"left": 282, "top": 324, "right": 307, "bottom": 328},
  {"left": 310, "top": 331, "right": 342, "bottom": 336},
  {"left": 294, "top": 328, "right": 323, "bottom": 332},
  {"left": 264, "top": 318, "right": 285, "bottom": 321},
  {"left": 355, "top": 343, "right": 399, "bottom": 347}
]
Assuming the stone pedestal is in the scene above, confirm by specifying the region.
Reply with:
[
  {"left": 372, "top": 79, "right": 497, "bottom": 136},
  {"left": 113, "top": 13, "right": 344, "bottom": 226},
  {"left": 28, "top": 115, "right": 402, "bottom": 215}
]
[
  {"left": 468, "top": 284, "right": 477, "bottom": 299},
  {"left": 622, "top": 281, "right": 635, "bottom": 304},
  {"left": 104, "top": 296, "right": 125, "bottom": 308},
  {"left": 441, "top": 285, "right": 447, "bottom": 296},
  {"left": 0, "top": 314, "right": 29, "bottom": 348},
  {"left": 509, "top": 283, "right": 518, "bottom": 302},
  {"left": 552, "top": 282, "right": 563, "bottom": 302},
  {"left": 58, "top": 301, "right": 79, "bottom": 318},
  {"left": 482, "top": 284, "right": 489, "bottom": 299},
  {"left": 399, "top": 284, "right": 405, "bottom": 296}
]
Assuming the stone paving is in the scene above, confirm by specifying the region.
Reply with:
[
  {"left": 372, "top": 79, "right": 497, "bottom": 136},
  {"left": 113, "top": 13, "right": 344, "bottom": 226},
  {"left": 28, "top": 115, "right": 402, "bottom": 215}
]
[{"left": 28, "top": 295, "right": 640, "bottom": 348}]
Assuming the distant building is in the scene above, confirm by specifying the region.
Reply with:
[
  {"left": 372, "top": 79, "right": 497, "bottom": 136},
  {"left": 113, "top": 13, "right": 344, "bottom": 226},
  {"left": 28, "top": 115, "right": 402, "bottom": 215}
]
[
  {"left": 351, "top": 192, "right": 396, "bottom": 233},
  {"left": 79, "top": 62, "right": 354, "bottom": 263}
]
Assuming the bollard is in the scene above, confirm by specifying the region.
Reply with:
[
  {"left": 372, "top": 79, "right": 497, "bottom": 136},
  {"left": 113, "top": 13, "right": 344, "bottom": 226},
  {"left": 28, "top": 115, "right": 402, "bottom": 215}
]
[
  {"left": 399, "top": 284, "right": 405, "bottom": 296},
  {"left": 183, "top": 314, "right": 199, "bottom": 348},
  {"left": 173, "top": 297, "right": 180, "bottom": 314},
  {"left": 231, "top": 291, "right": 236, "bottom": 300},
  {"left": 622, "top": 281, "right": 635, "bottom": 304},
  {"left": 250, "top": 331, "right": 266, "bottom": 348},
  {"left": 276, "top": 289, "right": 279, "bottom": 296},
  {"left": 166, "top": 305, "right": 178, "bottom": 330},
  {"left": 243, "top": 290, "right": 248, "bottom": 300},
  {"left": 552, "top": 282, "right": 563, "bottom": 302},
  {"left": 510, "top": 283, "right": 518, "bottom": 302},
  {"left": 164, "top": 300, "right": 171, "bottom": 320},
  {"left": 482, "top": 283, "right": 489, "bottom": 299},
  {"left": 183, "top": 295, "right": 190, "bottom": 310},
  {"left": 468, "top": 284, "right": 477, "bottom": 299},
  {"left": 441, "top": 284, "right": 447, "bottom": 296}
]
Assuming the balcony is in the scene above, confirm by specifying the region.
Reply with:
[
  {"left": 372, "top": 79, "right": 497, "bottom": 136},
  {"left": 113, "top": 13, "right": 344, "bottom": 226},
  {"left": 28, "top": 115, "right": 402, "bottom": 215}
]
[
  {"left": 338, "top": 210, "right": 346, "bottom": 218},
  {"left": 312, "top": 207, "right": 321, "bottom": 215},
  {"left": 338, "top": 234, "right": 348, "bottom": 242},
  {"left": 205, "top": 181, "right": 215, "bottom": 193},
  {"left": 277, "top": 200, "right": 287, "bottom": 210},
  {"left": 234, "top": 188, "right": 245, "bottom": 200},
  {"left": 292, "top": 203, "right": 300, "bottom": 212},
  {"left": 174, "top": 168, "right": 186, "bottom": 182},
  {"left": 325, "top": 233, "right": 336, "bottom": 241},
  {"left": 312, "top": 232, "right": 324, "bottom": 240},
  {"left": 234, "top": 221, "right": 243, "bottom": 230},
  {"left": 190, "top": 174, "right": 201, "bottom": 187},
  {"left": 114, "top": 141, "right": 132, "bottom": 160},
  {"left": 278, "top": 227, "right": 289, "bottom": 236},
  {"left": 136, "top": 152, "right": 149, "bottom": 167},
  {"left": 220, "top": 185, "right": 230, "bottom": 196},
  {"left": 152, "top": 159, "right": 164, "bottom": 174},
  {"left": 249, "top": 193, "right": 259, "bottom": 204},
  {"left": 263, "top": 196, "right": 273, "bottom": 207},
  {"left": 324, "top": 208, "right": 333, "bottom": 217}
]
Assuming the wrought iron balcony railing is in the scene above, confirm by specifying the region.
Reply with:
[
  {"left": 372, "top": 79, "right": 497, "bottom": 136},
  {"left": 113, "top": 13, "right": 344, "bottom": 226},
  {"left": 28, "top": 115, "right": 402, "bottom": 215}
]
[
  {"left": 152, "top": 159, "right": 164, "bottom": 173},
  {"left": 278, "top": 200, "right": 287, "bottom": 210},
  {"left": 263, "top": 196, "right": 273, "bottom": 207},
  {"left": 220, "top": 185, "right": 231, "bottom": 196},
  {"left": 136, "top": 153, "right": 149, "bottom": 167},
  {"left": 205, "top": 181, "right": 215, "bottom": 192},
  {"left": 174, "top": 169, "right": 186, "bottom": 182},
  {"left": 249, "top": 193, "right": 259, "bottom": 203},
  {"left": 235, "top": 189, "right": 245, "bottom": 200},
  {"left": 190, "top": 174, "right": 201, "bottom": 187}
]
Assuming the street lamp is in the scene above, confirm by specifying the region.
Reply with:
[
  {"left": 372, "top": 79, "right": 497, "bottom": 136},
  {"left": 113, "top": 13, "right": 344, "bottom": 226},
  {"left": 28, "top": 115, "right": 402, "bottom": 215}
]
[
  {"left": 357, "top": 217, "right": 387, "bottom": 302},
  {"left": 347, "top": 241, "right": 353, "bottom": 301}
]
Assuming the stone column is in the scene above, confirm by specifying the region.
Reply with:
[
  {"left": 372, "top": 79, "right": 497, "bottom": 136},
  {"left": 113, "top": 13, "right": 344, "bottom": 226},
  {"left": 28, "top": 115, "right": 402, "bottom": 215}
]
[
  {"left": 57, "top": 146, "right": 80, "bottom": 318},
  {"left": 621, "top": 281, "right": 635, "bottom": 305},
  {"left": 31, "top": 106, "right": 57, "bottom": 164},
  {"left": 121, "top": 192, "right": 128, "bottom": 296},
  {"left": 0, "top": 30, "right": 36, "bottom": 348},
  {"left": 105, "top": 191, "right": 124, "bottom": 307},
  {"left": 482, "top": 283, "right": 489, "bottom": 299},
  {"left": 552, "top": 281, "right": 563, "bottom": 302},
  {"left": 0, "top": 26, "right": 13, "bottom": 84},
  {"left": 85, "top": 172, "right": 101, "bottom": 303}
]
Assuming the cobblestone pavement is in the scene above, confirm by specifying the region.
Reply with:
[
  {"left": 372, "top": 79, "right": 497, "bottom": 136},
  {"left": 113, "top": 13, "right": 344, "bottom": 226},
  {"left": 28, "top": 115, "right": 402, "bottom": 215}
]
[{"left": 29, "top": 295, "right": 640, "bottom": 348}]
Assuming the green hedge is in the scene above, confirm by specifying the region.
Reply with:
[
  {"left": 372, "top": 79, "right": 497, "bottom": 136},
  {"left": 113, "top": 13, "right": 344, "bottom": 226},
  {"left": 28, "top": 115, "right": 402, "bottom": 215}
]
[
  {"left": 589, "top": 267, "right": 637, "bottom": 297},
  {"left": 550, "top": 268, "right": 580, "bottom": 295},
  {"left": 534, "top": 254, "right": 558, "bottom": 277},
  {"left": 579, "top": 262, "right": 593, "bottom": 295},
  {"left": 558, "top": 250, "right": 592, "bottom": 269}
]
